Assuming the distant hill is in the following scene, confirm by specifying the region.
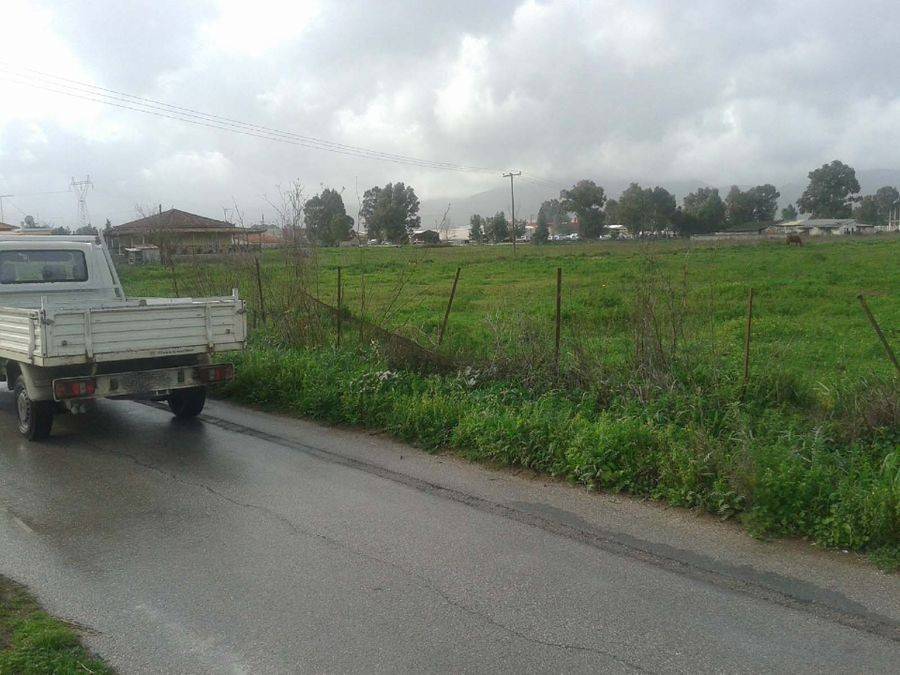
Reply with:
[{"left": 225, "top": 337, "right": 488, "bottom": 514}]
[{"left": 422, "top": 169, "right": 900, "bottom": 237}]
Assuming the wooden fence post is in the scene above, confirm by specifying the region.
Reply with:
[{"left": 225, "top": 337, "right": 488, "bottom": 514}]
[
  {"left": 337, "top": 266, "right": 343, "bottom": 347},
  {"left": 857, "top": 294, "right": 899, "bottom": 374},
  {"left": 254, "top": 257, "right": 266, "bottom": 325},
  {"left": 438, "top": 267, "right": 461, "bottom": 346},
  {"left": 741, "top": 287, "right": 754, "bottom": 398},
  {"left": 555, "top": 267, "right": 562, "bottom": 370}
]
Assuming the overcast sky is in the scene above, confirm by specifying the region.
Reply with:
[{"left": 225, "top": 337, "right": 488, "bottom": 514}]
[{"left": 1, "top": 0, "right": 898, "bottom": 228}]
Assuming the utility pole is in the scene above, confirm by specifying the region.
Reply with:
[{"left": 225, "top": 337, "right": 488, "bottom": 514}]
[
  {"left": 503, "top": 170, "right": 521, "bottom": 254},
  {"left": 70, "top": 175, "right": 93, "bottom": 230}
]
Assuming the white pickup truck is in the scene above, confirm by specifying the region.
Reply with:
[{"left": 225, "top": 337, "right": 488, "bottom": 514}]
[{"left": 0, "top": 235, "right": 246, "bottom": 439}]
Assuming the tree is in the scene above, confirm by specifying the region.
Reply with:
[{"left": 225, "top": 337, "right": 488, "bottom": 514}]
[
  {"left": 604, "top": 198, "right": 619, "bottom": 225},
  {"left": 725, "top": 184, "right": 780, "bottom": 224},
  {"left": 360, "top": 182, "right": 420, "bottom": 243},
  {"left": 537, "top": 198, "right": 571, "bottom": 234},
  {"left": 304, "top": 188, "right": 353, "bottom": 246},
  {"left": 75, "top": 225, "right": 98, "bottom": 235},
  {"left": 533, "top": 209, "right": 550, "bottom": 244},
  {"left": 724, "top": 186, "right": 753, "bottom": 225},
  {"left": 560, "top": 180, "right": 606, "bottom": 239},
  {"left": 648, "top": 187, "right": 677, "bottom": 232},
  {"left": 781, "top": 204, "right": 798, "bottom": 221},
  {"left": 484, "top": 211, "right": 509, "bottom": 244},
  {"left": 747, "top": 184, "right": 780, "bottom": 221},
  {"left": 874, "top": 186, "right": 899, "bottom": 224},
  {"left": 682, "top": 187, "right": 726, "bottom": 234},
  {"left": 617, "top": 183, "right": 676, "bottom": 236},
  {"left": 796, "top": 160, "right": 860, "bottom": 217},
  {"left": 469, "top": 214, "right": 486, "bottom": 243},
  {"left": 852, "top": 196, "right": 879, "bottom": 225},
  {"left": 618, "top": 183, "right": 652, "bottom": 236}
]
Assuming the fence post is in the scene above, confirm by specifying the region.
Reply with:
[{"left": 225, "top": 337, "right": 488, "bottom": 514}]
[
  {"left": 741, "top": 287, "right": 754, "bottom": 398},
  {"left": 857, "top": 294, "right": 899, "bottom": 374},
  {"left": 254, "top": 257, "right": 266, "bottom": 325},
  {"left": 337, "top": 266, "right": 343, "bottom": 347},
  {"left": 438, "top": 267, "right": 461, "bottom": 346},
  {"left": 555, "top": 267, "right": 562, "bottom": 370}
]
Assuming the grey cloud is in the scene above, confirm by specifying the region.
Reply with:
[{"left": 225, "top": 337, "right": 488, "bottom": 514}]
[{"left": 1, "top": 0, "right": 899, "bottom": 228}]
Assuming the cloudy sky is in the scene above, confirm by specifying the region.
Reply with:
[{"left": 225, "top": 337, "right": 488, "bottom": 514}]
[{"left": 1, "top": 0, "right": 898, "bottom": 228}]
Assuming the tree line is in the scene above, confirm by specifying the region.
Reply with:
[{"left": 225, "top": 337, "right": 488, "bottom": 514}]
[
  {"left": 301, "top": 182, "right": 422, "bottom": 246},
  {"left": 469, "top": 159, "right": 898, "bottom": 243}
]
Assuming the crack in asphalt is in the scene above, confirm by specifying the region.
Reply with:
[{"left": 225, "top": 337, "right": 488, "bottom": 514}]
[
  {"left": 181, "top": 407, "right": 900, "bottom": 644},
  {"left": 80, "top": 436, "right": 651, "bottom": 672}
]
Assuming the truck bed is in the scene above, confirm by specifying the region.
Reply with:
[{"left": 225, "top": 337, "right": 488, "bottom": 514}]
[{"left": 0, "top": 293, "right": 246, "bottom": 366}]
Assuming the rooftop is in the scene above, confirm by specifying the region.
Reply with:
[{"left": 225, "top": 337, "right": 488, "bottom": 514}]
[{"left": 112, "top": 208, "right": 237, "bottom": 234}]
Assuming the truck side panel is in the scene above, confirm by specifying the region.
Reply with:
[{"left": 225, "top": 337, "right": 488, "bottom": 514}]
[
  {"left": 44, "top": 303, "right": 244, "bottom": 361},
  {"left": 0, "top": 309, "right": 40, "bottom": 363}
]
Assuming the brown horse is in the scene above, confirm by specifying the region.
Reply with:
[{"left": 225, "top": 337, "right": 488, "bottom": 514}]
[{"left": 786, "top": 234, "right": 803, "bottom": 246}]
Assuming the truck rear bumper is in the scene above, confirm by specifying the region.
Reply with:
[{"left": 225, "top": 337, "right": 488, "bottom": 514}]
[{"left": 51, "top": 364, "right": 233, "bottom": 402}]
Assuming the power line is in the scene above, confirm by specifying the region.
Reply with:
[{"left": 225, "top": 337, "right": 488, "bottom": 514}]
[{"left": 0, "top": 63, "right": 500, "bottom": 174}]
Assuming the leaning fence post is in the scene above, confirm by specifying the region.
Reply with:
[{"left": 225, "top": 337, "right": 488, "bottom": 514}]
[
  {"left": 857, "top": 294, "right": 899, "bottom": 374},
  {"left": 438, "top": 267, "right": 461, "bottom": 346},
  {"left": 555, "top": 267, "right": 562, "bottom": 370},
  {"left": 741, "top": 287, "right": 754, "bottom": 398},
  {"left": 336, "top": 266, "right": 343, "bottom": 347},
  {"left": 254, "top": 257, "right": 266, "bottom": 325}
]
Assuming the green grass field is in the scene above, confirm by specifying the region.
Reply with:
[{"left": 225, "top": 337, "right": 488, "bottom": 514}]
[
  {"left": 119, "top": 236, "right": 899, "bottom": 560},
  {"left": 122, "top": 236, "right": 899, "bottom": 387}
]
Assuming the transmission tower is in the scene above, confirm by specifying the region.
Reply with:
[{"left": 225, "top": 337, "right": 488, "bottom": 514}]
[{"left": 70, "top": 175, "right": 93, "bottom": 229}]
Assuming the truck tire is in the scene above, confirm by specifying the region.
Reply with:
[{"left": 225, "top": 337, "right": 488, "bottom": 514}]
[
  {"left": 168, "top": 387, "right": 207, "bottom": 419},
  {"left": 14, "top": 376, "right": 54, "bottom": 441}
]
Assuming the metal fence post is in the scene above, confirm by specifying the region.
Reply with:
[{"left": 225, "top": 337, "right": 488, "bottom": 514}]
[
  {"left": 438, "top": 267, "right": 461, "bottom": 346},
  {"left": 555, "top": 267, "right": 562, "bottom": 370},
  {"left": 741, "top": 287, "right": 754, "bottom": 398},
  {"left": 857, "top": 294, "right": 899, "bottom": 373}
]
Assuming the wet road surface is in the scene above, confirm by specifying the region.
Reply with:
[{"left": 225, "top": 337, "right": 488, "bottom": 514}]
[{"left": 1, "top": 395, "right": 898, "bottom": 672}]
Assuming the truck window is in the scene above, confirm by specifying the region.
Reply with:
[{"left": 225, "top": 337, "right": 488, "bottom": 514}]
[{"left": 0, "top": 250, "right": 89, "bottom": 284}]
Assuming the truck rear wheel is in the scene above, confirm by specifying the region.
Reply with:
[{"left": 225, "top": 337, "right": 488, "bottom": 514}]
[
  {"left": 14, "top": 376, "right": 54, "bottom": 441},
  {"left": 168, "top": 387, "right": 207, "bottom": 419}
]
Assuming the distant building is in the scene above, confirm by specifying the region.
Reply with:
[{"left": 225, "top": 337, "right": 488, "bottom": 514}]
[
  {"left": 410, "top": 229, "right": 440, "bottom": 244},
  {"left": 108, "top": 208, "right": 264, "bottom": 256},
  {"left": 766, "top": 219, "right": 861, "bottom": 237},
  {"left": 0, "top": 222, "right": 17, "bottom": 232}
]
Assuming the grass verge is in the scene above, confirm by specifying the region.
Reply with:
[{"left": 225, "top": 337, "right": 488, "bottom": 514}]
[{"left": 0, "top": 576, "right": 111, "bottom": 675}]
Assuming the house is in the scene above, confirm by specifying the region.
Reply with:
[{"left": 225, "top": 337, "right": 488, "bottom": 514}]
[
  {"left": 410, "top": 229, "right": 440, "bottom": 244},
  {"left": 766, "top": 218, "right": 862, "bottom": 237},
  {"left": 803, "top": 219, "right": 860, "bottom": 236},
  {"left": 108, "top": 208, "right": 264, "bottom": 256},
  {"left": 0, "top": 222, "right": 17, "bottom": 232}
]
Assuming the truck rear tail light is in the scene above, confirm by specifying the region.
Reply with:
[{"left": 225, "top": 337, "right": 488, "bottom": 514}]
[
  {"left": 196, "top": 363, "right": 234, "bottom": 384},
  {"left": 53, "top": 378, "right": 97, "bottom": 400}
]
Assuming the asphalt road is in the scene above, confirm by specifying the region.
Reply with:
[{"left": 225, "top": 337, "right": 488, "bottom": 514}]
[{"left": 0, "top": 395, "right": 898, "bottom": 673}]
